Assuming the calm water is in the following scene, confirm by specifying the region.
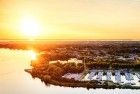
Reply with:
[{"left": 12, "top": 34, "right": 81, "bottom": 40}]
[{"left": 0, "top": 48, "right": 140, "bottom": 94}]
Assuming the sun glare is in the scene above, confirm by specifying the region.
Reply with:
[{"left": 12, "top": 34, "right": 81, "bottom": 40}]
[
  {"left": 20, "top": 16, "right": 41, "bottom": 37},
  {"left": 28, "top": 50, "right": 37, "bottom": 60}
]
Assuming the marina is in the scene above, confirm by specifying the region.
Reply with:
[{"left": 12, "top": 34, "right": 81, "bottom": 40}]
[{"left": 62, "top": 69, "right": 140, "bottom": 86}]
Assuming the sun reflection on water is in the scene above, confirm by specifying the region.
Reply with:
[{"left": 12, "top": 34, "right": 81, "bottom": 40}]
[{"left": 28, "top": 50, "right": 37, "bottom": 60}]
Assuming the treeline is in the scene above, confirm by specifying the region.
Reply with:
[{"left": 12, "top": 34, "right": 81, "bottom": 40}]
[
  {"left": 36, "top": 53, "right": 140, "bottom": 72},
  {"left": 28, "top": 60, "right": 119, "bottom": 89},
  {"left": 86, "top": 61, "right": 140, "bottom": 69}
]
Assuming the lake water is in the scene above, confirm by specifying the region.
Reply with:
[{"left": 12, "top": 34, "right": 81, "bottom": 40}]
[{"left": 0, "top": 48, "right": 140, "bottom": 94}]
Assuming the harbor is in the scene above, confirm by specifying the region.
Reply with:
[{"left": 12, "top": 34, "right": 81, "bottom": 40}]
[{"left": 62, "top": 69, "right": 140, "bottom": 86}]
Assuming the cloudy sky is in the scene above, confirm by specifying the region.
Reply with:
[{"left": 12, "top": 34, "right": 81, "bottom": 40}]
[{"left": 0, "top": 0, "right": 140, "bottom": 40}]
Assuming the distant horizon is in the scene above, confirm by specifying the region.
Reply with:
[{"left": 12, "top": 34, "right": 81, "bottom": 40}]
[{"left": 1, "top": 39, "right": 140, "bottom": 41}]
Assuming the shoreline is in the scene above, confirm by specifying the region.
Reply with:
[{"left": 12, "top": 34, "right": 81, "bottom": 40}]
[{"left": 25, "top": 69, "right": 140, "bottom": 89}]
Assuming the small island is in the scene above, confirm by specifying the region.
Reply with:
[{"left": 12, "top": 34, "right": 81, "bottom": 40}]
[{"left": 25, "top": 41, "right": 140, "bottom": 89}]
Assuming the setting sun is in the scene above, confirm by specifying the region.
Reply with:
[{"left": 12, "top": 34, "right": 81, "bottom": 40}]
[{"left": 20, "top": 16, "right": 41, "bottom": 38}]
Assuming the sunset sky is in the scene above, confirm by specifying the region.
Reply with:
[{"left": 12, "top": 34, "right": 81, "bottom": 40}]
[{"left": 0, "top": 0, "right": 140, "bottom": 40}]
